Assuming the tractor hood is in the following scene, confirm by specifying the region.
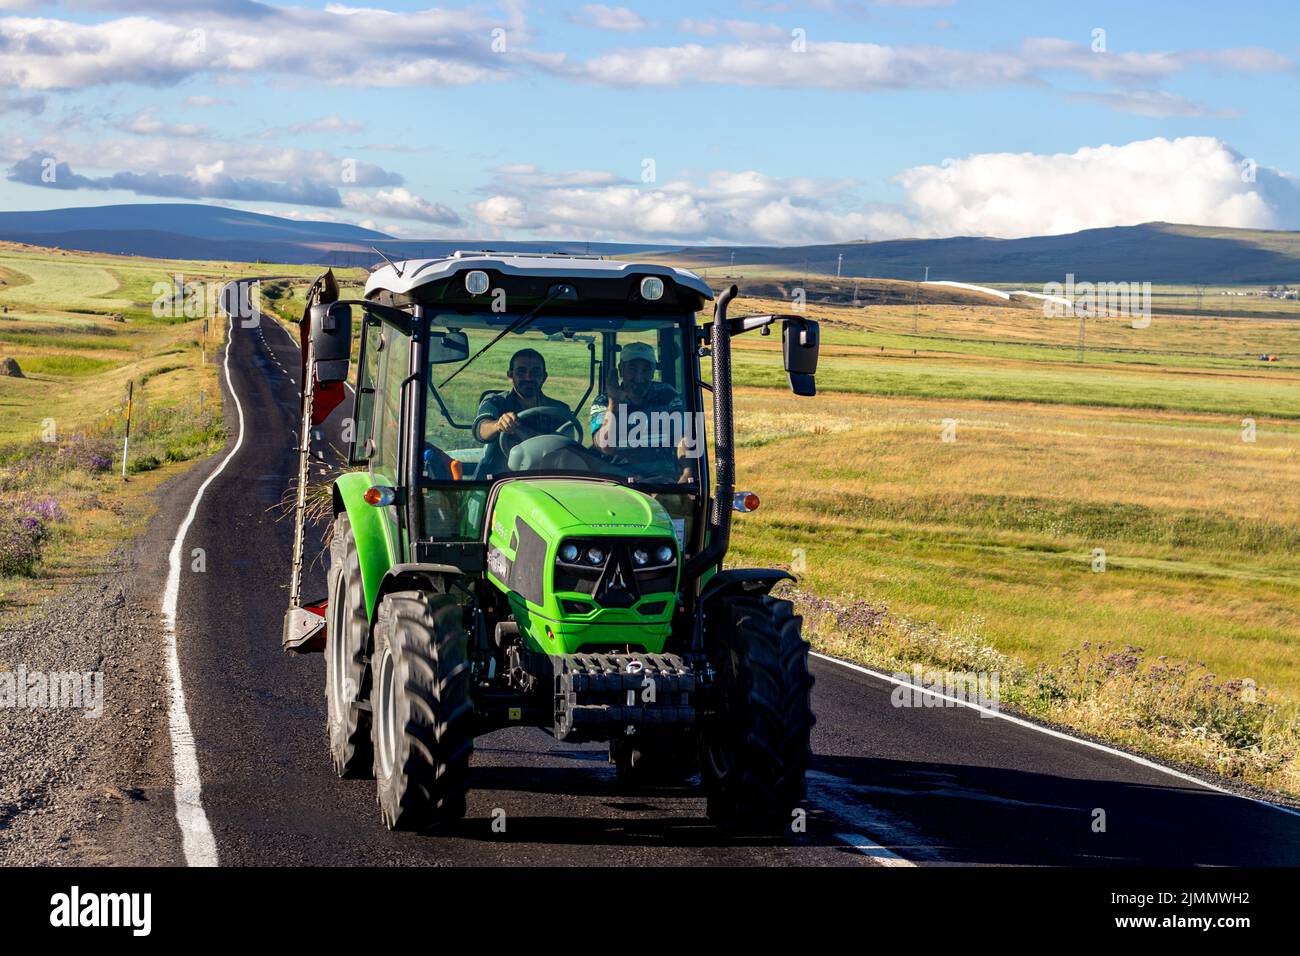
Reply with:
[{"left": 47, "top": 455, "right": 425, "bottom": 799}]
[{"left": 490, "top": 478, "right": 673, "bottom": 540}]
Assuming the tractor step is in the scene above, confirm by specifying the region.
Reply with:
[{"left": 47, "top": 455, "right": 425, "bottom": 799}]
[{"left": 552, "top": 652, "right": 698, "bottom": 743}]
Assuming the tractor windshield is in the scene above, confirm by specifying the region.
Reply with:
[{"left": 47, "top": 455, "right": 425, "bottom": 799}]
[{"left": 418, "top": 312, "right": 704, "bottom": 541}]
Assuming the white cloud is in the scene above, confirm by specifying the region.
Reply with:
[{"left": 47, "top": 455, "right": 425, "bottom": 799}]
[
  {"left": 0, "top": 90, "right": 43, "bottom": 114},
  {"left": 559, "top": 34, "right": 1294, "bottom": 99},
  {"left": 1067, "top": 89, "right": 1233, "bottom": 119},
  {"left": 466, "top": 139, "right": 1300, "bottom": 243},
  {"left": 120, "top": 106, "right": 206, "bottom": 137},
  {"left": 471, "top": 166, "right": 901, "bottom": 243},
  {"left": 0, "top": 6, "right": 516, "bottom": 91},
  {"left": 472, "top": 195, "right": 538, "bottom": 229},
  {"left": 253, "top": 115, "right": 364, "bottom": 139},
  {"left": 0, "top": 132, "right": 403, "bottom": 189},
  {"left": 894, "top": 136, "right": 1296, "bottom": 238},
  {"left": 575, "top": 4, "right": 647, "bottom": 32},
  {"left": 342, "top": 186, "right": 463, "bottom": 226},
  {"left": 677, "top": 19, "right": 787, "bottom": 41}
]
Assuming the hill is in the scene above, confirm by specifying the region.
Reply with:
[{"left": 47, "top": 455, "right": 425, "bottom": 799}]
[{"left": 664, "top": 222, "right": 1300, "bottom": 285}]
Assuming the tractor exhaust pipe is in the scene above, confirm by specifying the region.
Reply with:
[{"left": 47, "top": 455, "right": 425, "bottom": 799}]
[{"left": 685, "top": 284, "right": 739, "bottom": 581}]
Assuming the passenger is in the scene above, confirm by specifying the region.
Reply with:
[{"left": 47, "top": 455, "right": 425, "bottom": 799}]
[{"left": 591, "top": 342, "right": 686, "bottom": 479}]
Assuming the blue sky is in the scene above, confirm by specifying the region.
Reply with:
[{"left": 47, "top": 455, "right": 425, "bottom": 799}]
[{"left": 1, "top": 0, "right": 1298, "bottom": 243}]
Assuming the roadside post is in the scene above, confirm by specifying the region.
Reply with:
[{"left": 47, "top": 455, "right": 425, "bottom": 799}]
[{"left": 121, "top": 380, "right": 133, "bottom": 479}]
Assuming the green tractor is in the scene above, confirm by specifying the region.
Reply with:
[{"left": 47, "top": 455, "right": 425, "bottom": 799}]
[{"left": 281, "top": 252, "right": 822, "bottom": 833}]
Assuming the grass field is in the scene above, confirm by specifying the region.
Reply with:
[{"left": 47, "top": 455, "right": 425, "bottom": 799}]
[
  {"left": 38, "top": 251, "right": 1300, "bottom": 796},
  {"left": 0, "top": 244, "right": 264, "bottom": 614}
]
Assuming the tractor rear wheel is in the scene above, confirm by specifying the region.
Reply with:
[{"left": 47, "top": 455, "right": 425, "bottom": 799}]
[
  {"left": 702, "top": 594, "right": 815, "bottom": 834},
  {"left": 325, "top": 513, "right": 373, "bottom": 778},
  {"left": 371, "top": 590, "right": 473, "bottom": 831}
]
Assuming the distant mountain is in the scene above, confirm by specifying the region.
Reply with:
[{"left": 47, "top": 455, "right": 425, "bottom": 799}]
[
  {"left": 0, "top": 203, "right": 684, "bottom": 265},
  {"left": 670, "top": 223, "right": 1300, "bottom": 285},
  {"left": 0, "top": 203, "right": 392, "bottom": 244},
  {"left": 1, "top": 204, "right": 1297, "bottom": 284}
]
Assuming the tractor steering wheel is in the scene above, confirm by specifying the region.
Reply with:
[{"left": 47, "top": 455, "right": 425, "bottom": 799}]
[{"left": 497, "top": 404, "right": 585, "bottom": 458}]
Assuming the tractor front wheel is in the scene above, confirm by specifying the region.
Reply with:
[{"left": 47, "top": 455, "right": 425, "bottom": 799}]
[
  {"left": 325, "top": 513, "right": 373, "bottom": 778},
  {"left": 371, "top": 591, "right": 473, "bottom": 831},
  {"left": 702, "top": 594, "right": 815, "bottom": 834}
]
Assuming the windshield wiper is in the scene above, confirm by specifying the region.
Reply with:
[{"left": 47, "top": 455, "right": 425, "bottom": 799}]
[{"left": 438, "top": 287, "right": 569, "bottom": 389}]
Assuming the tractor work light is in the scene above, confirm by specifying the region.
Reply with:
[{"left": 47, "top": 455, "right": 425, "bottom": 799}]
[
  {"left": 640, "top": 276, "right": 665, "bottom": 300},
  {"left": 464, "top": 270, "right": 490, "bottom": 295}
]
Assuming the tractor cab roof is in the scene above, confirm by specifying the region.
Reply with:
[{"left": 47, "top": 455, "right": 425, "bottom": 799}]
[{"left": 364, "top": 250, "right": 714, "bottom": 315}]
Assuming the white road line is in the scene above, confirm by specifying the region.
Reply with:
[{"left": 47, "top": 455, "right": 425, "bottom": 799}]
[
  {"left": 811, "top": 651, "right": 1300, "bottom": 821},
  {"left": 159, "top": 301, "right": 250, "bottom": 867},
  {"left": 807, "top": 769, "right": 926, "bottom": 866},
  {"left": 835, "top": 833, "right": 916, "bottom": 867}
]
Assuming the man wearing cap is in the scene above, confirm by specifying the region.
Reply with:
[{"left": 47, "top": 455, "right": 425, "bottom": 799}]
[{"left": 591, "top": 341, "right": 686, "bottom": 479}]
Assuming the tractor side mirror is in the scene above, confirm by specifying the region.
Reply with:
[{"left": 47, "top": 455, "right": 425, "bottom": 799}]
[
  {"left": 782, "top": 318, "right": 820, "bottom": 396},
  {"left": 310, "top": 301, "right": 352, "bottom": 384},
  {"left": 428, "top": 330, "right": 470, "bottom": 364}
]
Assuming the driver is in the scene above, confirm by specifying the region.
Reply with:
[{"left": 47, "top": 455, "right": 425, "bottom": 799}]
[{"left": 474, "top": 348, "right": 569, "bottom": 444}]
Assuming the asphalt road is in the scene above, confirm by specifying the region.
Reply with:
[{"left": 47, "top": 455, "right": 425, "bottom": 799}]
[{"left": 129, "top": 280, "right": 1300, "bottom": 866}]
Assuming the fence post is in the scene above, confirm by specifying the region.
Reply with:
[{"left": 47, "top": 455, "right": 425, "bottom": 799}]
[{"left": 121, "top": 380, "right": 133, "bottom": 479}]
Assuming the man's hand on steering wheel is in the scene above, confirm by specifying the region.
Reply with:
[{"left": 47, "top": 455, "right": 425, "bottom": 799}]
[{"left": 496, "top": 405, "right": 584, "bottom": 456}]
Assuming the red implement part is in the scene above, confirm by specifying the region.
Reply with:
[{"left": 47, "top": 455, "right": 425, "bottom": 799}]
[{"left": 298, "top": 318, "right": 347, "bottom": 424}]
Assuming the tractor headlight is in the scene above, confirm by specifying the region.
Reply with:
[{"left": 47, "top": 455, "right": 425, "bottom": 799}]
[
  {"left": 558, "top": 542, "right": 579, "bottom": 563},
  {"left": 655, "top": 544, "right": 674, "bottom": 564},
  {"left": 632, "top": 547, "right": 649, "bottom": 567},
  {"left": 585, "top": 547, "right": 605, "bottom": 566}
]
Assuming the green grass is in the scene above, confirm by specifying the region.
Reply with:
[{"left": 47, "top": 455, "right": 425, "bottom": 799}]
[
  {"left": 0, "top": 245, "right": 233, "bottom": 616},
  {"left": 16, "top": 354, "right": 119, "bottom": 376}
]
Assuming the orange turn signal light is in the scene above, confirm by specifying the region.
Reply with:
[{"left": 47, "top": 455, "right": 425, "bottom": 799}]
[
  {"left": 364, "top": 486, "right": 396, "bottom": 507},
  {"left": 732, "top": 491, "right": 760, "bottom": 513}
]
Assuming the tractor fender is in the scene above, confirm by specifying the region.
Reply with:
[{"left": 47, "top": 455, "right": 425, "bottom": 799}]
[
  {"left": 699, "top": 568, "right": 795, "bottom": 607},
  {"left": 333, "top": 471, "right": 395, "bottom": 621},
  {"left": 373, "top": 563, "right": 461, "bottom": 615}
]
